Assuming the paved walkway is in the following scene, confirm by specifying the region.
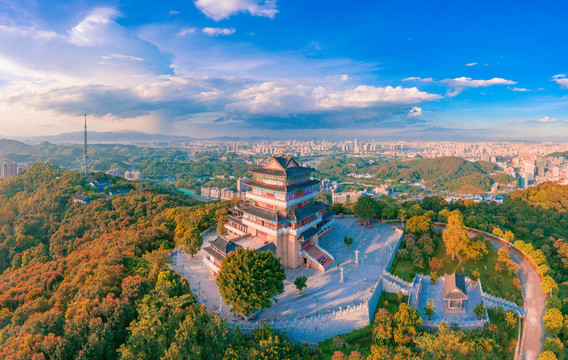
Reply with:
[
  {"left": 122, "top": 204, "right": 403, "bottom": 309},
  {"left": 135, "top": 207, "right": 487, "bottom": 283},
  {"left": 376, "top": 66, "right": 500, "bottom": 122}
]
[
  {"left": 430, "top": 225, "right": 546, "bottom": 360},
  {"left": 483, "top": 235, "right": 546, "bottom": 360}
]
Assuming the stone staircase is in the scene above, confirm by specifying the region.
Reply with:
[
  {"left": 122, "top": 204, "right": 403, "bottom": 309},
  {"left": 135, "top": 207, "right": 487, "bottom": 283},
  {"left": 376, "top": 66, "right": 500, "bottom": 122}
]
[{"left": 304, "top": 244, "right": 334, "bottom": 270}]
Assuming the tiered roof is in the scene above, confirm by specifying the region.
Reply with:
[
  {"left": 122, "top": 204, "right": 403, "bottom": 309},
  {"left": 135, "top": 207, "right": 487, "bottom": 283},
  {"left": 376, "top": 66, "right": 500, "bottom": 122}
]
[{"left": 249, "top": 155, "right": 313, "bottom": 178}]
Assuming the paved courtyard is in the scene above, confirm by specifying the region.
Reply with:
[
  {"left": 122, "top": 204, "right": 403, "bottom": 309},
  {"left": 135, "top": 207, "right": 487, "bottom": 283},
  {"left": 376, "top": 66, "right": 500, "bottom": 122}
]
[
  {"left": 417, "top": 276, "right": 484, "bottom": 323},
  {"left": 170, "top": 217, "right": 401, "bottom": 323}
]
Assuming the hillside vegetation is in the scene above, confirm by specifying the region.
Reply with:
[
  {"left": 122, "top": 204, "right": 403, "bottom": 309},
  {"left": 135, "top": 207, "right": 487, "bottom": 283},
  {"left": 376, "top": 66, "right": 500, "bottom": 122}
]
[
  {"left": 316, "top": 156, "right": 511, "bottom": 193},
  {"left": 0, "top": 165, "right": 314, "bottom": 359}
]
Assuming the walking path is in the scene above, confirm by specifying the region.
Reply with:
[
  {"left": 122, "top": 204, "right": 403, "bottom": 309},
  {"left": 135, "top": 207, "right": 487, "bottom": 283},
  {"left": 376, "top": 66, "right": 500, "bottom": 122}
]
[{"left": 429, "top": 224, "right": 546, "bottom": 360}]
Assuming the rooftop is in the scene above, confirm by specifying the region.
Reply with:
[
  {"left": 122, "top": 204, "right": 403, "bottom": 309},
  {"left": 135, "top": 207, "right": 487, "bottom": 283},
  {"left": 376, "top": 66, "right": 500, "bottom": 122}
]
[{"left": 443, "top": 272, "right": 468, "bottom": 300}]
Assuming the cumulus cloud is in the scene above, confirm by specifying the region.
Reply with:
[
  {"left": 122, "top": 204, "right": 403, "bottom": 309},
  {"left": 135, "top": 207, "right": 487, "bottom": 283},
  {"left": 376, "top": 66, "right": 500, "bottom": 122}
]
[
  {"left": 512, "top": 87, "right": 530, "bottom": 92},
  {"left": 194, "top": 0, "right": 278, "bottom": 21},
  {"left": 68, "top": 7, "right": 121, "bottom": 47},
  {"left": 465, "top": 62, "right": 478, "bottom": 66},
  {"left": 202, "top": 27, "right": 236, "bottom": 36},
  {"left": 0, "top": 6, "right": 443, "bottom": 135},
  {"left": 228, "top": 81, "right": 440, "bottom": 115},
  {"left": 552, "top": 74, "right": 568, "bottom": 88},
  {"left": 407, "top": 107, "right": 422, "bottom": 118}
]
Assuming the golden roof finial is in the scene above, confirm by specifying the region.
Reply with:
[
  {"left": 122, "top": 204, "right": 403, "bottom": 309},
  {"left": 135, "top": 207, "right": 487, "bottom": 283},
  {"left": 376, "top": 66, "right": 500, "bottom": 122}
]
[{"left": 281, "top": 148, "right": 284, "bottom": 157}]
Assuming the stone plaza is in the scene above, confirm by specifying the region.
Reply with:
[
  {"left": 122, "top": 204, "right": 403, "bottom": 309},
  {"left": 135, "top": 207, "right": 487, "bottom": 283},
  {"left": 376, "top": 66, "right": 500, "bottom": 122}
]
[{"left": 170, "top": 216, "right": 402, "bottom": 323}]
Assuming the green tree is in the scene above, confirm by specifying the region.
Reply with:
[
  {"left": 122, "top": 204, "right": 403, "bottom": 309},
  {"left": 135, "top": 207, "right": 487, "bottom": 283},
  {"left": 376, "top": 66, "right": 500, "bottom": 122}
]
[
  {"left": 217, "top": 248, "right": 285, "bottom": 315},
  {"left": 352, "top": 196, "right": 381, "bottom": 220},
  {"left": 442, "top": 210, "right": 469, "bottom": 262},
  {"left": 423, "top": 299, "right": 435, "bottom": 320},
  {"left": 344, "top": 236, "right": 354, "bottom": 247},
  {"left": 543, "top": 337, "right": 563, "bottom": 356},
  {"left": 294, "top": 276, "right": 307, "bottom": 295},
  {"left": 546, "top": 296, "right": 562, "bottom": 310},
  {"left": 473, "top": 302, "right": 486, "bottom": 320},
  {"left": 543, "top": 308, "right": 563, "bottom": 335}
]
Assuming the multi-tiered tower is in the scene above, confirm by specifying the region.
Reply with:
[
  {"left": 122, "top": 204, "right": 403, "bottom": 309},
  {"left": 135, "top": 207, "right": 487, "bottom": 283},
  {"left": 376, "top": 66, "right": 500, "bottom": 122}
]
[{"left": 225, "top": 154, "right": 334, "bottom": 270}]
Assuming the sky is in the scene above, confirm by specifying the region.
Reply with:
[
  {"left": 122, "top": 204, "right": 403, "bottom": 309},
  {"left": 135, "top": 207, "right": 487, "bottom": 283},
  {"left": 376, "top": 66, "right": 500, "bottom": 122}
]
[{"left": 0, "top": 0, "right": 567, "bottom": 141}]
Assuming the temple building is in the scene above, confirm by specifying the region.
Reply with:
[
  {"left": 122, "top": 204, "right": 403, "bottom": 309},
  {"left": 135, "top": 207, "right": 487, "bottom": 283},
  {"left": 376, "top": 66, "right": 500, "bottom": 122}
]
[
  {"left": 217, "top": 154, "right": 334, "bottom": 271},
  {"left": 443, "top": 272, "right": 468, "bottom": 313}
]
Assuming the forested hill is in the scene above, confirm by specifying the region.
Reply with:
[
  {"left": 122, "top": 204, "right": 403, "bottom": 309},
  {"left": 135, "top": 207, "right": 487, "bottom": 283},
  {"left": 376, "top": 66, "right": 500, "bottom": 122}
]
[
  {"left": 508, "top": 182, "right": 568, "bottom": 212},
  {"left": 369, "top": 156, "right": 510, "bottom": 193},
  {"left": 0, "top": 164, "right": 313, "bottom": 359},
  {"left": 549, "top": 151, "right": 568, "bottom": 160}
]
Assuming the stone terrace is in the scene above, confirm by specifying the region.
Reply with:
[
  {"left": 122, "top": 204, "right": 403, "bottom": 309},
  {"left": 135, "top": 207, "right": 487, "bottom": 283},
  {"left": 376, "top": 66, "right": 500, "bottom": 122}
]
[{"left": 171, "top": 217, "right": 401, "bottom": 323}]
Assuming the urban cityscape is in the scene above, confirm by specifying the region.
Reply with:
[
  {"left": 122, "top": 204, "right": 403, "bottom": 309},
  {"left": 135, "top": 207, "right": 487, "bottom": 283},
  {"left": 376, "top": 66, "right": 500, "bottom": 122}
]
[{"left": 1, "top": 1, "right": 568, "bottom": 360}]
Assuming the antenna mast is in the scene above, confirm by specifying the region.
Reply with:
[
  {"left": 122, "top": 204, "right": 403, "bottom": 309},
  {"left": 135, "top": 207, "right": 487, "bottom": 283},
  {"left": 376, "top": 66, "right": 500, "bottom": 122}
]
[{"left": 82, "top": 114, "right": 92, "bottom": 181}]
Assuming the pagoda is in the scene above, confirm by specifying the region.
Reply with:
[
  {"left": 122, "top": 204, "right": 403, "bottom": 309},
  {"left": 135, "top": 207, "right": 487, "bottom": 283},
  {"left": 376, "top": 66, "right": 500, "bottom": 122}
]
[{"left": 224, "top": 154, "right": 335, "bottom": 270}]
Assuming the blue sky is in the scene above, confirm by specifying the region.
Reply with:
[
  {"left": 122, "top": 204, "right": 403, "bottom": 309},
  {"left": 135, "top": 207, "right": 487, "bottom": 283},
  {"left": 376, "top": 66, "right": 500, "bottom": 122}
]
[{"left": 0, "top": 0, "right": 567, "bottom": 140}]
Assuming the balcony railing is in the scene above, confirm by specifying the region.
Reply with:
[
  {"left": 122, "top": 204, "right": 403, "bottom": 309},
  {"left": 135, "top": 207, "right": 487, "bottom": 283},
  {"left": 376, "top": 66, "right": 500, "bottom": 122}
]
[
  {"left": 225, "top": 223, "right": 247, "bottom": 236},
  {"left": 242, "top": 219, "right": 279, "bottom": 236},
  {"left": 246, "top": 190, "right": 317, "bottom": 208}
]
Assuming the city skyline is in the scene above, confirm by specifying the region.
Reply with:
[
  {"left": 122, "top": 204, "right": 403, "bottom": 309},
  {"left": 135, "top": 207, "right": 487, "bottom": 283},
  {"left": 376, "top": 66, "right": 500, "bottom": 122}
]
[{"left": 1, "top": 1, "right": 568, "bottom": 140}]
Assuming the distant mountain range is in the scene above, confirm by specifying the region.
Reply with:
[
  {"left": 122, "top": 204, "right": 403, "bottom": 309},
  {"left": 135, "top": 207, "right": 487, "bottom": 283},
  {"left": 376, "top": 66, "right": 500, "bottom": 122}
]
[{"left": 8, "top": 131, "right": 275, "bottom": 144}]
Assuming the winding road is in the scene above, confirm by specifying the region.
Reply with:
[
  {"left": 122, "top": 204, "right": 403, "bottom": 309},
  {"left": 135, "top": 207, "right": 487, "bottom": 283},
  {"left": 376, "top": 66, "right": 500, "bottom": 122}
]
[
  {"left": 473, "top": 231, "right": 546, "bottom": 360},
  {"left": 430, "top": 223, "right": 546, "bottom": 360}
]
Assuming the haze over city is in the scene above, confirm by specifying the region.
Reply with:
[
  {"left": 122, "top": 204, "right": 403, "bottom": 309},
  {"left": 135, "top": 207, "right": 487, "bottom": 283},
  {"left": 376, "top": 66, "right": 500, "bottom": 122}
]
[{"left": 0, "top": 0, "right": 567, "bottom": 140}]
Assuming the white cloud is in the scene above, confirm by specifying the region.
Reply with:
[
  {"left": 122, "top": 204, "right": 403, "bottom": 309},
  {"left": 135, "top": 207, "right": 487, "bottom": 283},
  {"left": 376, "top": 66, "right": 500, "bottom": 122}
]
[
  {"left": 194, "top": 0, "right": 278, "bottom": 21},
  {"left": 68, "top": 7, "right": 121, "bottom": 47},
  {"left": 440, "top": 77, "right": 516, "bottom": 96},
  {"left": 100, "top": 53, "right": 144, "bottom": 62},
  {"left": 178, "top": 28, "right": 196, "bottom": 36},
  {"left": 536, "top": 116, "right": 557, "bottom": 123},
  {"left": 229, "top": 81, "right": 440, "bottom": 115},
  {"left": 407, "top": 107, "right": 422, "bottom": 118},
  {"left": 202, "top": 27, "right": 236, "bottom": 36},
  {"left": 326, "top": 74, "right": 350, "bottom": 81},
  {"left": 169, "top": 10, "right": 180, "bottom": 15},
  {"left": 440, "top": 77, "right": 516, "bottom": 88},
  {"left": 552, "top": 74, "right": 568, "bottom": 88},
  {"left": 403, "top": 76, "right": 433, "bottom": 82},
  {"left": 512, "top": 87, "right": 530, "bottom": 92},
  {"left": 519, "top": 116, "right": 557, "bottom": 124},
  {"left": 465, "top": 62, "right": 478, "bottom": 66}
]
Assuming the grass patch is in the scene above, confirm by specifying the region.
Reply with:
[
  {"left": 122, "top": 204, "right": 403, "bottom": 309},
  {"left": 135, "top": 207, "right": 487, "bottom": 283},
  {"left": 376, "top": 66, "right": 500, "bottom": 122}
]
[
  {"left": 390, "top": 233, "right": 523, "bottom": 305},
  {"left": 317, "top": 292, "right": 408, "bottom": 359}
]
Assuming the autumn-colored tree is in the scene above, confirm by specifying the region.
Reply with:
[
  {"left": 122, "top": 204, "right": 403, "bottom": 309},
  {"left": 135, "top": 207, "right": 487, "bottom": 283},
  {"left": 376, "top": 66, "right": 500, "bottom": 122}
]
[
  {"left": 541, "top": 276, "right": 558, "bottom": 295},
  {"left": 543, "top": 308, "right": 563, "bottom": 335},
  {"left": 538, "top": 350, "right": 558, "bottom": 360},
  {"left": 373, "top": 309, "right": 393, "bottom": 345},
  {"left": 505, "top": 311, "right": 517, "bottom": 329},
  {"left": 217, "top": 248, "right": 285, "bottom": 315},
  {"left": 443, "top": 210, "right": 469, "bottom": 262},
  {"left": 392, "top": 303, "right": 422, "bottom": 346},
  {"left": 406, "top": 215, "right": 433, "bottom": 236}
]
